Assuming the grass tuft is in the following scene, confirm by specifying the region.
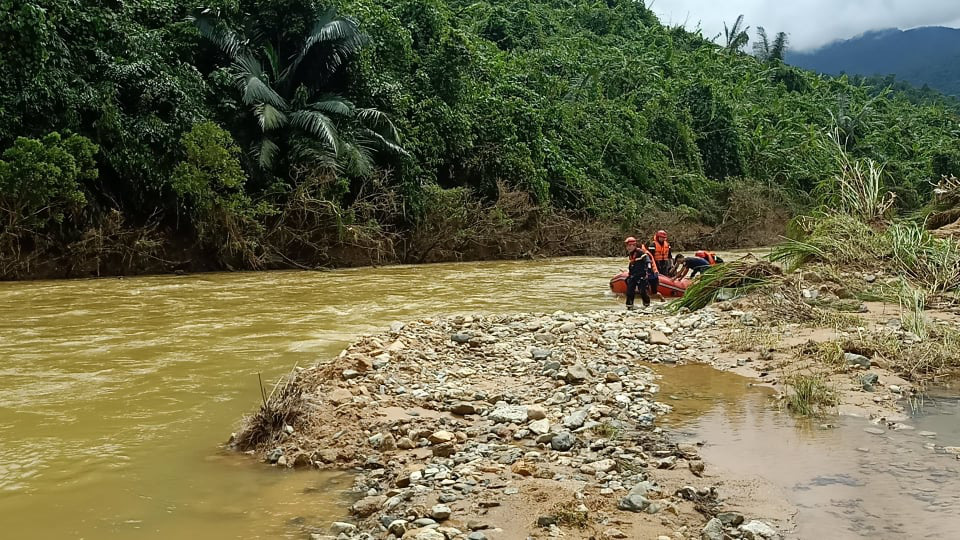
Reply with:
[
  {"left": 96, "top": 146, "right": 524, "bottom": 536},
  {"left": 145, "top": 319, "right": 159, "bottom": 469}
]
[{"left": 785, "top": 373, "right": 838, "bottom": 417}]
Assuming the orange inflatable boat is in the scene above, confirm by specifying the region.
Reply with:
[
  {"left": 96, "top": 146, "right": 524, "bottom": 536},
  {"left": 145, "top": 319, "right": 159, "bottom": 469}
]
[{"left": 609, "top": 272, "right": 691, "bottom": 298}]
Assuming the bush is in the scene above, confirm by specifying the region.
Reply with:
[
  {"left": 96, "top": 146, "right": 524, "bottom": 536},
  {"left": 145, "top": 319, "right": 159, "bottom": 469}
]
[
  {"left": 0, "top": 132, "right": 98, "bottom": 231},
  {"left": 171, "top": 122, "right": 270, "bottom": 265}
]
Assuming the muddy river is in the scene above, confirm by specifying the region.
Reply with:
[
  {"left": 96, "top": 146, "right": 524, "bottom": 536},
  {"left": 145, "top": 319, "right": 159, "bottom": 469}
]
[{"left": 1, "top": 257, "right": 957, "bottom": 539}]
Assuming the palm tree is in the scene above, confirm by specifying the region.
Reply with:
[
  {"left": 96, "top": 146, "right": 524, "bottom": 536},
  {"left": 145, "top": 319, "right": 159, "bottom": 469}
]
[
  {"left": 753, "top": 27, "right": 789, "bottom": 63},
  {"left": 723, "top": 15, "right": 750, "bottom": 53},
  {"left": 190, "top": 7, "right": 403, "bottom": 177}
]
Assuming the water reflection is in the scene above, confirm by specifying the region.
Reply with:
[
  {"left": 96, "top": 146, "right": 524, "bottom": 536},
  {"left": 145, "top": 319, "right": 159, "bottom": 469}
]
[{"left": 657, "top": 364, "right": 960, "bottom": 539}]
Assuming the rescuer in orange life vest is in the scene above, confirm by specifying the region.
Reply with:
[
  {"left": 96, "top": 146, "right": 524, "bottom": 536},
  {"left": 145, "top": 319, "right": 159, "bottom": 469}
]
[
  {"left": 651, "top": 230, "right": 673, "bottom": 275},
  {"left": 624, "top": 236, "right": 653, "bottom": 310}
]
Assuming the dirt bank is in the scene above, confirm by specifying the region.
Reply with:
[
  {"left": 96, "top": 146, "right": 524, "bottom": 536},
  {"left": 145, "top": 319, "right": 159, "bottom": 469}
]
[{"left": 232, "top": 309, "right": 796, "bottom": 540}]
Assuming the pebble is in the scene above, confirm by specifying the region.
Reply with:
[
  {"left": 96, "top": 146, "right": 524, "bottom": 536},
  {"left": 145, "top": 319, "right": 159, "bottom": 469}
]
[
  {"left": 864, "top": 427, "right": 885, "bottom": 435},
  {"left": 430, "top": 504, "right": 452, "bottom": 521}
]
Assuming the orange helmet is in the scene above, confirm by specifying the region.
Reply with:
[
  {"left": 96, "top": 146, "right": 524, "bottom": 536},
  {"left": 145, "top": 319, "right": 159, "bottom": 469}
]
[
  {"left": 656, "top": 230, "right": 667, "bottom": 239},
  {"left": 624, "top": 236, "right": 637, "bottom": 245},
  {"left": 695, "top": 250, "right": 707, "bottom": 258}
]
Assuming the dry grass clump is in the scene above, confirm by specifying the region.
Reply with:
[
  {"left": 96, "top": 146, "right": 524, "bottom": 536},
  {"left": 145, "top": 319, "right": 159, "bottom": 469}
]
[
  {"left": 724, "top": 326, "right": 782, "bottom": 353},
  {"left": 234, "top": 371, "right": 306, "bottom": 451},
  {"left": 550, "top": 501, "right": 589, "bottom": 528}
]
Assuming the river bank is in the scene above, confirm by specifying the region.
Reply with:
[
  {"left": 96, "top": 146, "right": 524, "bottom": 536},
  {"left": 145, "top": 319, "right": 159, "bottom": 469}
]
[
  {"left": 237, "top": 271, "right": 960, "bottom": 539},
  {"left": 238, "top": 309, "right": 792, "bottom": 539}
]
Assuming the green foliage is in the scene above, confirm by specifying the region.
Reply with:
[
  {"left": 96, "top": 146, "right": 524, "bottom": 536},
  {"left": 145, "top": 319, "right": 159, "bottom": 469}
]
[
  {"left": 171, "top": 122, "right": 268, "bottom": 264},
  {"left": 0, "top": 132, "right": 98, "bottom": 228},
  {"left": 785, "top": 373, "right": 837, "bottom": 417},
  {"left": 2, "top": 0, "right": 960, "bottom": 275}
]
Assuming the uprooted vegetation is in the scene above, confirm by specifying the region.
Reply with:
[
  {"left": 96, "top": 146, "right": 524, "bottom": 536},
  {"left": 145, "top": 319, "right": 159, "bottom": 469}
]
[{"left": 681, "top": 140, "right": 960, "bottom": 401}]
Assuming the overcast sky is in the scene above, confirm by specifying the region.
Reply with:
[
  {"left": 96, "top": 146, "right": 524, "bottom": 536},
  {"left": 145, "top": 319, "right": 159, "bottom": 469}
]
[{"left": 650, "top": 0, "right": 960, "bottom": 51}]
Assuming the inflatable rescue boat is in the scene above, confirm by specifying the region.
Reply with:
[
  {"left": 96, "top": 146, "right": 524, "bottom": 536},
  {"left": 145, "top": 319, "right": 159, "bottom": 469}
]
[{"left": 609, "top": 272, "right": 691, "bottom": 298}]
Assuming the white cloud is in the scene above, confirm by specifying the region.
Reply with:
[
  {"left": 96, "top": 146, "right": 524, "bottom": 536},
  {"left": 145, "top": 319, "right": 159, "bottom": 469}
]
[{"left": 650, "top": 0, "right": 960, "bottom": 51}]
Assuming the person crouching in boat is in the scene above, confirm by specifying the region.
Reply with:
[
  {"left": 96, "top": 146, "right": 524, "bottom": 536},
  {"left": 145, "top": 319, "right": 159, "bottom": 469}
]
[
  {"left": 673, "top": 251, "right": 724, "bottom": 279},
  {"left": 624, "top": 236, "right": 652, "bottom": 310},
  {"left": 696, "top": 250, "right": 723, "bottom": 266},
  {"left": 651, "top": 230, "right": 673, "bottom": 275},
  {"left": 673, "top": 254, "right": 709, "bottom": 280}
]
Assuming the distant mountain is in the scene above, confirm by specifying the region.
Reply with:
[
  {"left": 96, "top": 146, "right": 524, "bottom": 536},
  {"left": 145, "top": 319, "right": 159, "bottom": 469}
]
[{"left": 787, "top": 27, "right": 960, "bottom": 96}]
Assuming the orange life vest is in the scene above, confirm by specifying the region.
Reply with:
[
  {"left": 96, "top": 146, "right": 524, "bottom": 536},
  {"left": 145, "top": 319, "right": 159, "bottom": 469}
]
[
  {"left": 652, "top": 238, "right": 671, "bottom": 261},
  {"left": 704, "top": 252, "right": 717, "bottom": 265}
]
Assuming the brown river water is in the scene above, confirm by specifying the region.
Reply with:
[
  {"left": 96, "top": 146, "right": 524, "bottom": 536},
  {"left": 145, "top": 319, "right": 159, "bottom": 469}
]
[{"left": 1, "top": 256, "right": 957, "bottom": 539}]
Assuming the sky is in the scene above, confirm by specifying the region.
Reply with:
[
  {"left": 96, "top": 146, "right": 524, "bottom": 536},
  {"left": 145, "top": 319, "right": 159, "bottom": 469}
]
[{"left": 649, "top": 0, "right": 960, "bottom": 52}]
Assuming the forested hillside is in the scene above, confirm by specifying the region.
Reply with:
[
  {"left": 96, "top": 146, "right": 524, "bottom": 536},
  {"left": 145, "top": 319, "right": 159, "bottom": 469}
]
[
  {"left": 788, "top": 27, "right": 960, "bottom": 97},
  {"left": 2, "top": 0, "right": 959, "bottom": 279}
]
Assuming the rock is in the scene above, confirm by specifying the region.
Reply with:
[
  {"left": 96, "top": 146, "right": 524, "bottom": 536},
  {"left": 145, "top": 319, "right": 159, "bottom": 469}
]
[
  {"left": 861, "top": 372, "right": 879, "bottom": 391},
  {"left": 718, "top": 512, "right": 745, "bottom": 527},
  {"left": 351, "top": 495, "right": 385, "bottom": 518},
  {"left": 618, "top": 494, "right": 650, "bottom": 512},
  {"left": 551, "top": 431, "right": 576, "bottom": 451},
  {"left": 656, "top": 455, "right": 677, "bottom": 469},
  {"left": 529, "top": 418, "right": 550, "bottom": 435},
  {"left": 944, "top": 446, "right": 960, "bottom": 454},
  {"left": 431, "top": 504, "right": 452, "bottom": 521},
  {"left": 341, "top": 369, "right": 361, "bottom": 380},
  {"left": 467, "top": 533, "right": 488, "bottom": 540},
  {"left": 590, "top": 458, "right": 617, "bottom": 473},
  {"left": 701, "top": 517, "right": 724, "bottom": 540},
  {"left": 537, "top": 515, "right": 557, "bottom": 528},
  {"left": 689, "top": 460, "right": 705, "bottom": 477},
  {"left": 511, "top": 460, "right": 536, "bottom": 476},
  {"left": 919, "top": 431, "right": 937, "bottom": 438},
  {"left": 429, "top": 430, "right": 455, "bottom": 444},
  {"left": 532, "top": 348, "right": 553, "bottom": 361},
  {"left": 388, "top": 519, "right": 408, "bottom": 536},
  {"left": 865, "top": 273, "right": 877, "bottom": 283},
  {"left": 566, "top": 364, "right": 590, "bottom": 383},
  {"left": 844, "top": 352, "right": 871, "bottom": 369},
  {"left": 864, "top": 427, "right": 885, "bottom": 435},
  {"left": 411, "top": 530, "right": 445, "bottom": 540},
  {"left": 648, "top": 330, "right": 670, "bottom": 345},
  {"left": 450, "top": 402, "right": 477, "bottom": 416},
  {"left": 276, "top": 455, "right": 288, "bottom": 467},
  {"left": 330, "top": 522, "right": 357, "bottom": 535},
  {"left": 603, "top": 528, "right": 629, "bottom": 539},
  {"left": 266, "top": 448, "right": 283, "bottom": 463},
  {"left": 451, "top": 332, "right": 472, "bottom": 343},
  {"left": 563, "top": 408, "right": 589, "bottom": 429},
  {"left": 629, "top": 481, "right": 657, "bottom": 497},
  {"left": 328, "top": 388, "right": 353, "bottom": 404},
  {"left": 397, "top": 437, "right": 416, "bottom": 450},
  {"left": 557, "top": 321, "right": 577, "bottom": 333},
  {"left": 526, "top": 405, "right": 548, "bottom": 420},
  {"left": 488, "top": 404, "right": 528, "bottom": 424},
  {"left": 740, "top": 520, "right": 780, "bottom": 539},
  {"left": 431, "top": 442, "right": 456, "bottom": 457},
  {"left": 677, "top": 442, "right": 699, "bottom": 458},
  {"left": 413, "top": 518, "right": 437, "bottom": 527}
]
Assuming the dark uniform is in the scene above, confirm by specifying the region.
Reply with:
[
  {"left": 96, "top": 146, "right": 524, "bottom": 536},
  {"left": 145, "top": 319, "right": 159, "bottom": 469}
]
[{"left": 626, "top": 248, "right": 654, "bottom": 308}]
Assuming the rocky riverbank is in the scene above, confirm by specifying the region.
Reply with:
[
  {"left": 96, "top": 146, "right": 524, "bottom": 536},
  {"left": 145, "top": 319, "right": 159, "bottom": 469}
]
[{"left": 232, "top": 308, "right": 795, "bottom": 539}]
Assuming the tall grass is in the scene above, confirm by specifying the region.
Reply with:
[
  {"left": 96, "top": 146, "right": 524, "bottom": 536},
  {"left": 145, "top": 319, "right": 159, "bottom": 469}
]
[
  {"left": 813, "top": 133, "right": 896, "bottom": 223},
  {"left": 785, "top": 373, "right": 838, "bottom": 417},
  {"left": 899, "top": 285, "right": 929, "bottom": 340}
]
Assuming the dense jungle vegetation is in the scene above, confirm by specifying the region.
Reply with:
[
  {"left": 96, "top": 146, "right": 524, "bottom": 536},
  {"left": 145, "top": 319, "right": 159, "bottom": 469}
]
[{"left": 2, "top": 0, "right": 960, "bottom": 278}]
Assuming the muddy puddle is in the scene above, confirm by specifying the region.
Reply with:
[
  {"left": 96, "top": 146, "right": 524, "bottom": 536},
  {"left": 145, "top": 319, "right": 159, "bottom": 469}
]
[{"left": 658, "top": 364, "right": 960, "bottom": 539}]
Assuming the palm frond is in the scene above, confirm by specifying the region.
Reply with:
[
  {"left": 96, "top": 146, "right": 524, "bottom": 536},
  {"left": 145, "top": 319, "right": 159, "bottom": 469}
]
[
  {"left": 254, "top": 138, "right": 280, "bottom": 170},
  {"left": 289, "top": 137, "right": 339, "bottom": 171},
  {"left": 753, "top": 26, "right": 770, "bottom": 58},
  {"left": 254, "top": 103, "right": 288, "bottom": 132},
  {"left": 287, "top": 9, "right": 365, "bottom": 80},
  {"left": 309, "top": 96, "right": 355, "bottom": 117},
  {"left": 337, "top": 139, "right": 376, "bottom": 177},
  {"left": 233, "top": 54, "right": 287, "bottom": 108},
  {"left": 356, "top": 108, "right": 401, "bottom": 143},
  {"left": 262, "top": 42, "right": 281, "bottom": 81},
  {"left": 190, "top": 10, "right": 245, "bottom": 58},
  {"left": 289, "top": 110, "right": 339, "bottom": 152}
]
